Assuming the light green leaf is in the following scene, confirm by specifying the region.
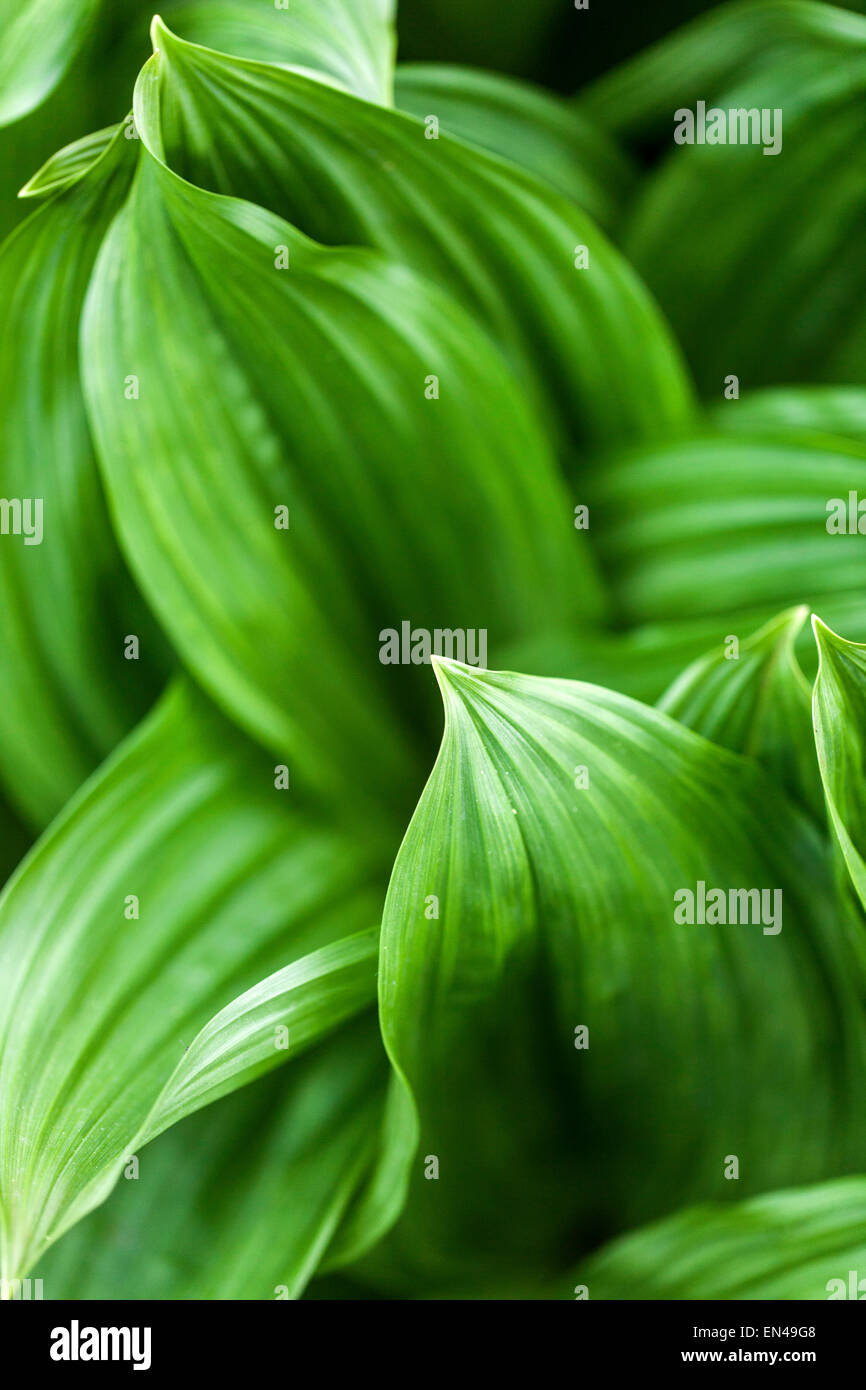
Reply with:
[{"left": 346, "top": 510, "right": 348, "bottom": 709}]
[
  {"left": 140, "top": 928, "right": 379, "bottom": 1143},
  {"left": 658, "top": 607, "right": 822, "bottom": 816},
  {"left": 813, "top": 617, "right": 866, "bottom": 911},
  {"left": 0, "top": 124, "right": 169, "bottom": 826},
  {"left": 0, "top": 0, "right": 100, "bottom": 127},
  {"left": 712, "top": 386, "right": 866, "bottom": 446},
  {"left": 19, "top": 123, "right": 119, "bottom": 198},
  {"left": 375, "top": 659, "right": 866, "bottom": 1289},
  {"left": 135, "top": 22, "right": 695, "bottom": 454},
  {"left": 575, "top": 1176, "right": 866, "bottom": 1300},
  {"left": 394, "top": 64, "right": 635, "bottom": 229},
  {"left": 163, "top": 1, "right": 396, "bottom": 103},
  {"left": 36, "top": 1022, "right": 392, "bottom": 1300},
  {"left": 0, "top": 680, "right": 387, "bottom": 1282}
]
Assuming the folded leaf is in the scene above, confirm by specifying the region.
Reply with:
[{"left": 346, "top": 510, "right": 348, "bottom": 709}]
[
  {"left": 575, "top": 1176, "right": 866, "bottom": 1300},
  {"left": 394, "top": 64, "right": 635, "bottom": 229},
  {"left": 375, "top": 659, "right": 866, "bottom": 1289},
  {"left": 138, "top": 21, "right": 695, "bottom": 454},
  {"left": 0, "top": 125, "right": 168, "bottom": 826},
  {"left": 0, "top": 680, "right": 387, "bottom": 1282},
  {"left": 658, "top": 607, "right": 822, "bottom": 816},
  {"left": 163, "top": 1, "right": 396, "bottom": 103},
  {"left": 82, "top": 107, "right": 599, "bottom": 815}
]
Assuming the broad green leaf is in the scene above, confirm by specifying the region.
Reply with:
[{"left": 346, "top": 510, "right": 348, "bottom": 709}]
[
  {"left": 0, "top": 124, "right": 169, "bottom": 827},
  {"left": 712, "top": 386, "right": 866, "bottom": 446},
  {"left": 163, "top": 1, "right": 396, "bottom": 103},
  {"left": 0, "top": 0, "right": 100, "bottom": 127},
  {"left": 394, "top": 64, "right": 635, "bottom": 230},
  {"left": 587, "top": 432, "right": 866, "bottom": 633},
  {"left": 575, "top": 1176, "right": 866, "bottom": 1300},
  {"left": 137, "top": 22, "right": 696, "bottom": 454},
  {"left": 657, "top": 607, "right": 823, "bottom": 816},
  {"left": 813, "top": 618, "right": 866, "bottom": 911},
  {"left": 0, "top": 680, "right": 387, "bottom": 1282},
  {"left": 579, "top": 0, "right": 866, "bottom": 140},
  {"left": 375, "top": 659, "right": 866, "bottom": 1289},
  {"left": 621, "top": 44, "right": 866, "bottom": 391},
  {"left": 36, "top": 1022, "right": 393, "bottom": 1300},
  {"left": 81, "top": 111, "right": 600, "bottom": 816}
]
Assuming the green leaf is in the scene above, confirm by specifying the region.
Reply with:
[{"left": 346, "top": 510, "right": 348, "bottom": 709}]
[
  {"left": 0, "top": 125, "right": 168, "bottom": 826},
  {"left": 0, "top": 680, "right": 387, "bottom": 1282},
  {"left": 81, "top": 109, "right": 600, "bottom": 817},
  {"left": 712, "top": 386, "right": 866, "bottom": 447},
  {"left": 19, "top": 124, "right": 119, "bottom": 198},
  {"left": 0, "top": 0, "right": 100, "bottom": 127},
  {"left": 587, "top": 432, "right": 866, "bottom": 634},
  {"left": 579, "top": 0, "right": 866, "bottom": 141},
  {"left": 163, "top": 1, "right": 397, "bottom": 103},
  {"left": 621, "top": 44, "right": 866, "bottom": 391},
  {"left": 812, "top": 617, "right": 866, "bottom": 912},
  {"left": 36, "top": 1022, "right": 393, "bottom": 1299},
  {"left": 138, "top": 928, "right": 379, "bottom": 1144},
  {"left": 657, "top": 607, "right": 823, "bottom": 817},
  {"left": 575, "top": 1176, "right": 866, "bottom": 1300},
  {"left": 135, "top": 22, "right": 695, "bottom": 454},
  {"left": 375, "top": 659, "right": 866, "bottom": 1289},
  {"left": 394, "top": 64, "right": 635, "bottom": 229}
]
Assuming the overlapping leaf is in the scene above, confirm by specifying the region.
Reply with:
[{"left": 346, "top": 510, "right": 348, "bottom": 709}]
[
  {"left": 658, "top": 607, "right": 822, "bottom": 816},
  {"left": 36, "top": 1023, "right": 393, "bottom": 1301},
  {"left": 134, "top": 20, "right": 695, "bottom": 454},
  {"left": 82, "top": 88, "right": 599, "bottom": 818},
  {"left": 374, "top": 659, "right": 866, "bottom": 1289},
  {"left": 0, "top": 125, "right": 168, "bottom": 827},
  {"left": 0, "top": 679, "right": 388, "bottom": 1282}
]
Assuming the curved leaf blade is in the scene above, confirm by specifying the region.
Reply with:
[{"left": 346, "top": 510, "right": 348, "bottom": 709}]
[{"left": 0, "top": 680, "right": 386, "bottom": 1281}]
